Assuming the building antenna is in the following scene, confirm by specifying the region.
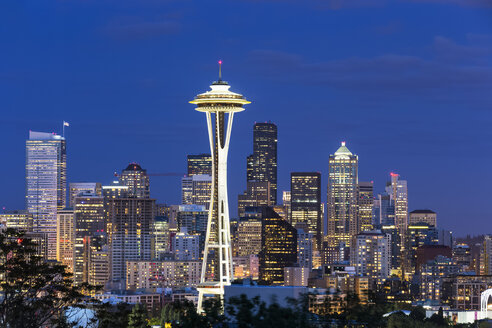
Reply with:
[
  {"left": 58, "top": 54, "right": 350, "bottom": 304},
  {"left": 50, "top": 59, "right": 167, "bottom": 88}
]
[{"left": 218, "top": 60, "right": 222, "bottom": 81}]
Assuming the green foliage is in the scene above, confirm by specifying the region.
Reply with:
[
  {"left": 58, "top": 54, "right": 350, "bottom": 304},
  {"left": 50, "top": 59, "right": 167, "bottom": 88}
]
[
  {"left": 94, "top": 302, "right": 132, "bottom": 328},
  {"left": 0, "top": 228, "right": 87, "bottom": 328},
  {"left": 128, "top": 303, "right": 149, "bottom": 328}
]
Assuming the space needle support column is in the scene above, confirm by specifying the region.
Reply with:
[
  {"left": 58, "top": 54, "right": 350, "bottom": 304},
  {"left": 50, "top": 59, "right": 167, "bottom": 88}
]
[{"left": 190, "top": 62, "right": 250, "bottom": 313}]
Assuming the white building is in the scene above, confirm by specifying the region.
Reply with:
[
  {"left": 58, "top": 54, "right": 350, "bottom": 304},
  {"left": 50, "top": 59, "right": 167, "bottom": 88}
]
[
  {"left": 26, "top": 131, "right": 66, "bottom": 259},
  {"left": 172, "top": 229, "right": 200, "bottom": 261},
  {"left": 297, "top": 228, "right": 313, "bottom": 269}
]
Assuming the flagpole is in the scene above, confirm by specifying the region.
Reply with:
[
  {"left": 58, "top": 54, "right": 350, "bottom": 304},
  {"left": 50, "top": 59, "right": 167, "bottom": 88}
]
[{"left": 63, "top": 121, "right": 65, "bottom": 138}]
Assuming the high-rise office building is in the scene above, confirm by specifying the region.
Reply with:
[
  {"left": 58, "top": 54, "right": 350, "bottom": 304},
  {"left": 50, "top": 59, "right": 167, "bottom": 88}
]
[
  {"left": 296, "top": 226, "right": 313, "bottom": 269},
  {"left": 119, "top": 163, "right": 150, "bottom": 198},
  {"left": 187, "top": 154, "right": 212, "bottom": 176},
  {"left": 351, "top": 230, "right": 391, "bottom": 287},
  {"left": 282, "top": 191, "right": 291, "bottom": 222},
  {"left": 73, "top": 193, "right": 105, "bottom": 286},
  {"left": 26, "top": 131, "right": 67, "bottom": 260},
  {"left": 237, "top": 181, "right": 271, "bottom": 218},
  {"left": 409, "top": 209, "right": 436, "bottom": 227},
  {"left": 181, "top": 174, "right": 212, "bottom": 210},
  {"left": 247, "top": 122, "right": 278, "bottom": 204},
  {"left": 176, "top": 205, "right": 208, "bottom": 246},
  {"left": 153, "top": 216, "right": 170, "bottom": 260},
  {"left": 189, "top": 68, "right": 250, "bottom": 311},
  {"left": 234, "top": 219, "right": 262, "bottom": 257},
  {"left": 290, "top": 172, "right": 322, "bottom": 248},
  {"left": 1, "top": 210, "right": 33, "bottom": 232},
  {"left": 386, "top": 173, "right": 408, "bottom": 233},
  {"left": 357, "top": 182, "right": 374, "bottom": 232},
  {"left": 327, "top": 142, "right": 358, "bottom": 249},
  {"left": 56, "top": 208, "right": 74, "bottom": 272},
  {"left": 69, "top": 182, "right": 102, "bottom": 208},
  {"left": 107, "top": 197, "right": 155, "bottom": 286},
  {"left": 259, "top": 207, "right": 297, "bottom": 285}
]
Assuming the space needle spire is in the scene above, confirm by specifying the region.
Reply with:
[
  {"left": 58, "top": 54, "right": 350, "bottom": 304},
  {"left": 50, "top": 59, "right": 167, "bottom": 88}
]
[{"left": 190, "top": 61, "right": 250, "bottom": 312}]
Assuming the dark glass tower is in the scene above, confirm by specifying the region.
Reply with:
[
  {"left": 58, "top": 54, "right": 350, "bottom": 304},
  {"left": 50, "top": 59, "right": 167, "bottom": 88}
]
[
  {"left": 290, "top": 172, "right": 322, "bottom": 249},
  {"left": 259, "top": 207, "right": 297, "bottom": 285},
  {"left": 187, "top": 154, "right": 212, "bottom": 176},
  {"left": 247, "top": 122, "right": 278, "bottom": 204}
]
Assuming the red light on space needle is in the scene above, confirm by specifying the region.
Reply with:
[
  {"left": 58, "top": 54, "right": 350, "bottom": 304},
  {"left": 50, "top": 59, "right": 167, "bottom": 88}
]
[{"left": 218, "top": 60, "right": 222, "bottom": 65}]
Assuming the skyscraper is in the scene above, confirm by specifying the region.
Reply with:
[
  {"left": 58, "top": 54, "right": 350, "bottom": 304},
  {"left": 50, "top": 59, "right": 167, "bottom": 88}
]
[
  {"left": 73, "top": 192, "right": 105, "bottom": 286},
  {"left": 181, "top": 174, "right": 212, "bottom": 209},
  {"left": 246, "top": 122, "right": 278, "bottom": 204},
  {"left": 237, "top": 181, "right": 271, "bottom": 218},
  {"left": 386, "top": 173, "right": 408, "bottom": 233},
  {"left": 326, "top": 142, "right": 358, "bottom": 250},
  {"left": 259, "top": 207, "right": 297, "bottom": 285},
  {"left": 107, "top": 197, "right": 155, "bottom": 286},
  {"left": 409, "top": 209, "right": 436, "bottom": 227},
  {"left": 26, "top": 131, "right": 67, "bottom": 259},
  {"left": 1, "top": 210, "right": 33, "bottom": 232},
  {"left": 291, "top": 172, "right": 322, "bottom": 248},
  {"left": 119, "top": 163, "right": 150, "bottom": 198},
  {"left": 69, "top": 182, "right": 102, "bottom": 208},
  {"left": 351, "top": 230, "right": 391, "bottom": 287},
  {"left": 56, "top": 208, "right": 74, "bottom": 272},
  {"left": 357, "top": 182, "right": 374, "bottom": 232},
  {"left": 187, "top": 154, "right": 212, "bottom": 176},
  {"left": 189, "top": 68, "right": 250, "bottom": 312}
]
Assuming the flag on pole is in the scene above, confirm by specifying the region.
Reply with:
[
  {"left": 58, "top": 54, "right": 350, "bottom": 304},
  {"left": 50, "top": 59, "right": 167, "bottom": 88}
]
[{"left": 63, "top": 121, "right": 70, "bottom": 127}]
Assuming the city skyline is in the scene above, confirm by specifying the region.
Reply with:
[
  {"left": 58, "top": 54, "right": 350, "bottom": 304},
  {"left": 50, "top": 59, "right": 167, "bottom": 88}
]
[{"left": 1, "top": 1, "right": 492, "bottom": 236}]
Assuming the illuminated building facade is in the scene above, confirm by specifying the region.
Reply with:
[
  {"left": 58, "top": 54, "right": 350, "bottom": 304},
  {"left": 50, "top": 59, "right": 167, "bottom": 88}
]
[
  {"left": 259, "top": 207, "right": 297, "bottom": 285},
  {"left": 237, "top": 181, "right": 271, "bottom": 218},
  {"left": 327, "top": 142, "right": 358, "bottom": 249},
  {"left": 187, "top": 154, "right": 212, "bottom": 176},
  {"left": 282, "top": 191, "right": 291, "bottom": 222},
  {"left": 126, "top": 260, "right": 201, "bottom": 290},
  {"left": 404, "top": 223, "right": 439, "bottom": 278},
  {"left": 420, "top": 255, "right": 459, "bottom": 301},
  {"left": 295, "top": 224, "right": 313, "bottom": 269},
  {"left": 56, "top": 208, "right": 74, "bottom": 272},
  {"left": 73, "top": 193, "right": 105, "bottom": 285},
  {"left": 409, "top": 209, "right": 437, "bottom": 227},
  {"left": 26, "top": 131, "right": 66, "bottom": 259},
  {"left": 291, "top": 172, "right": 322, "bottom": 248},
  {"left": 1, "top": 210, "right": 33, "bottom": 232},
  {"left": 119, "top": 163, "right": 150, "bottom": 198},
  {"left": 234, "top": 219, "right": 262, "bottom": 257},
  {"left": 246, "top": 122, "right": 278, "bottom": 204},
  {"left": 181, "top": 174, "right": 212, "bottom": 210},
  {"left": 172, "top": 229, "right": 200, "bottom": 261},
  {"left": 189, "top": 68, "right": 250, "bottom": 311},
  {"left": 69, "top": 182, "right": 102, "bottom": 208},
  {"left": 386, "top": 173, "right": 408, "bottom": 233},
  {"left": 153, "top": 216, "right": 170, "bottom": 260},
  {"left": 176, "top": 204, "right": 208, "bottom": 237},
  {"left": 107, "top": 198, "right": 155, "bottom": 285},
  {"left": 357, "top": 182, "right": 374, "bottom": 232},
  {"left": 351, "top": 230, "right": 391, "bottom": 286}
]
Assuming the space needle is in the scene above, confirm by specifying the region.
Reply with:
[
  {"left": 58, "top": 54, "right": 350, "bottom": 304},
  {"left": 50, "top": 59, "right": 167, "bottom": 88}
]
[{"left": 190, "top": 61, "right": 250, "bottom": 312}]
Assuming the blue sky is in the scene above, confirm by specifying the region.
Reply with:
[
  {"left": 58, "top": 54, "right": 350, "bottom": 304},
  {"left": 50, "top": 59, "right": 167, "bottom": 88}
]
[{"left": 1, "top": 0, "right": 491, "bottom": 235}]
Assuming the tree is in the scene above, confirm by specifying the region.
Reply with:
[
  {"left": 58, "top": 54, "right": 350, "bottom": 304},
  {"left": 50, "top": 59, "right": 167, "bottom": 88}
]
[
  {"left": 128, "top": 303, "right": 149, "bottom": 328},
  {"left": 94, "top": 302, "right": 132, "bottom": 328},
  {"left": 0, "top": 228, "right": 87, "bottom": 328}
]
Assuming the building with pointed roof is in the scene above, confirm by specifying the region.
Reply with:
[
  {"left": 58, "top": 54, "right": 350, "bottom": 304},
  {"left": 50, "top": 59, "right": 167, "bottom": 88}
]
[{"left": 326, "top": 142, "right": 359, "bottom": 255}]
